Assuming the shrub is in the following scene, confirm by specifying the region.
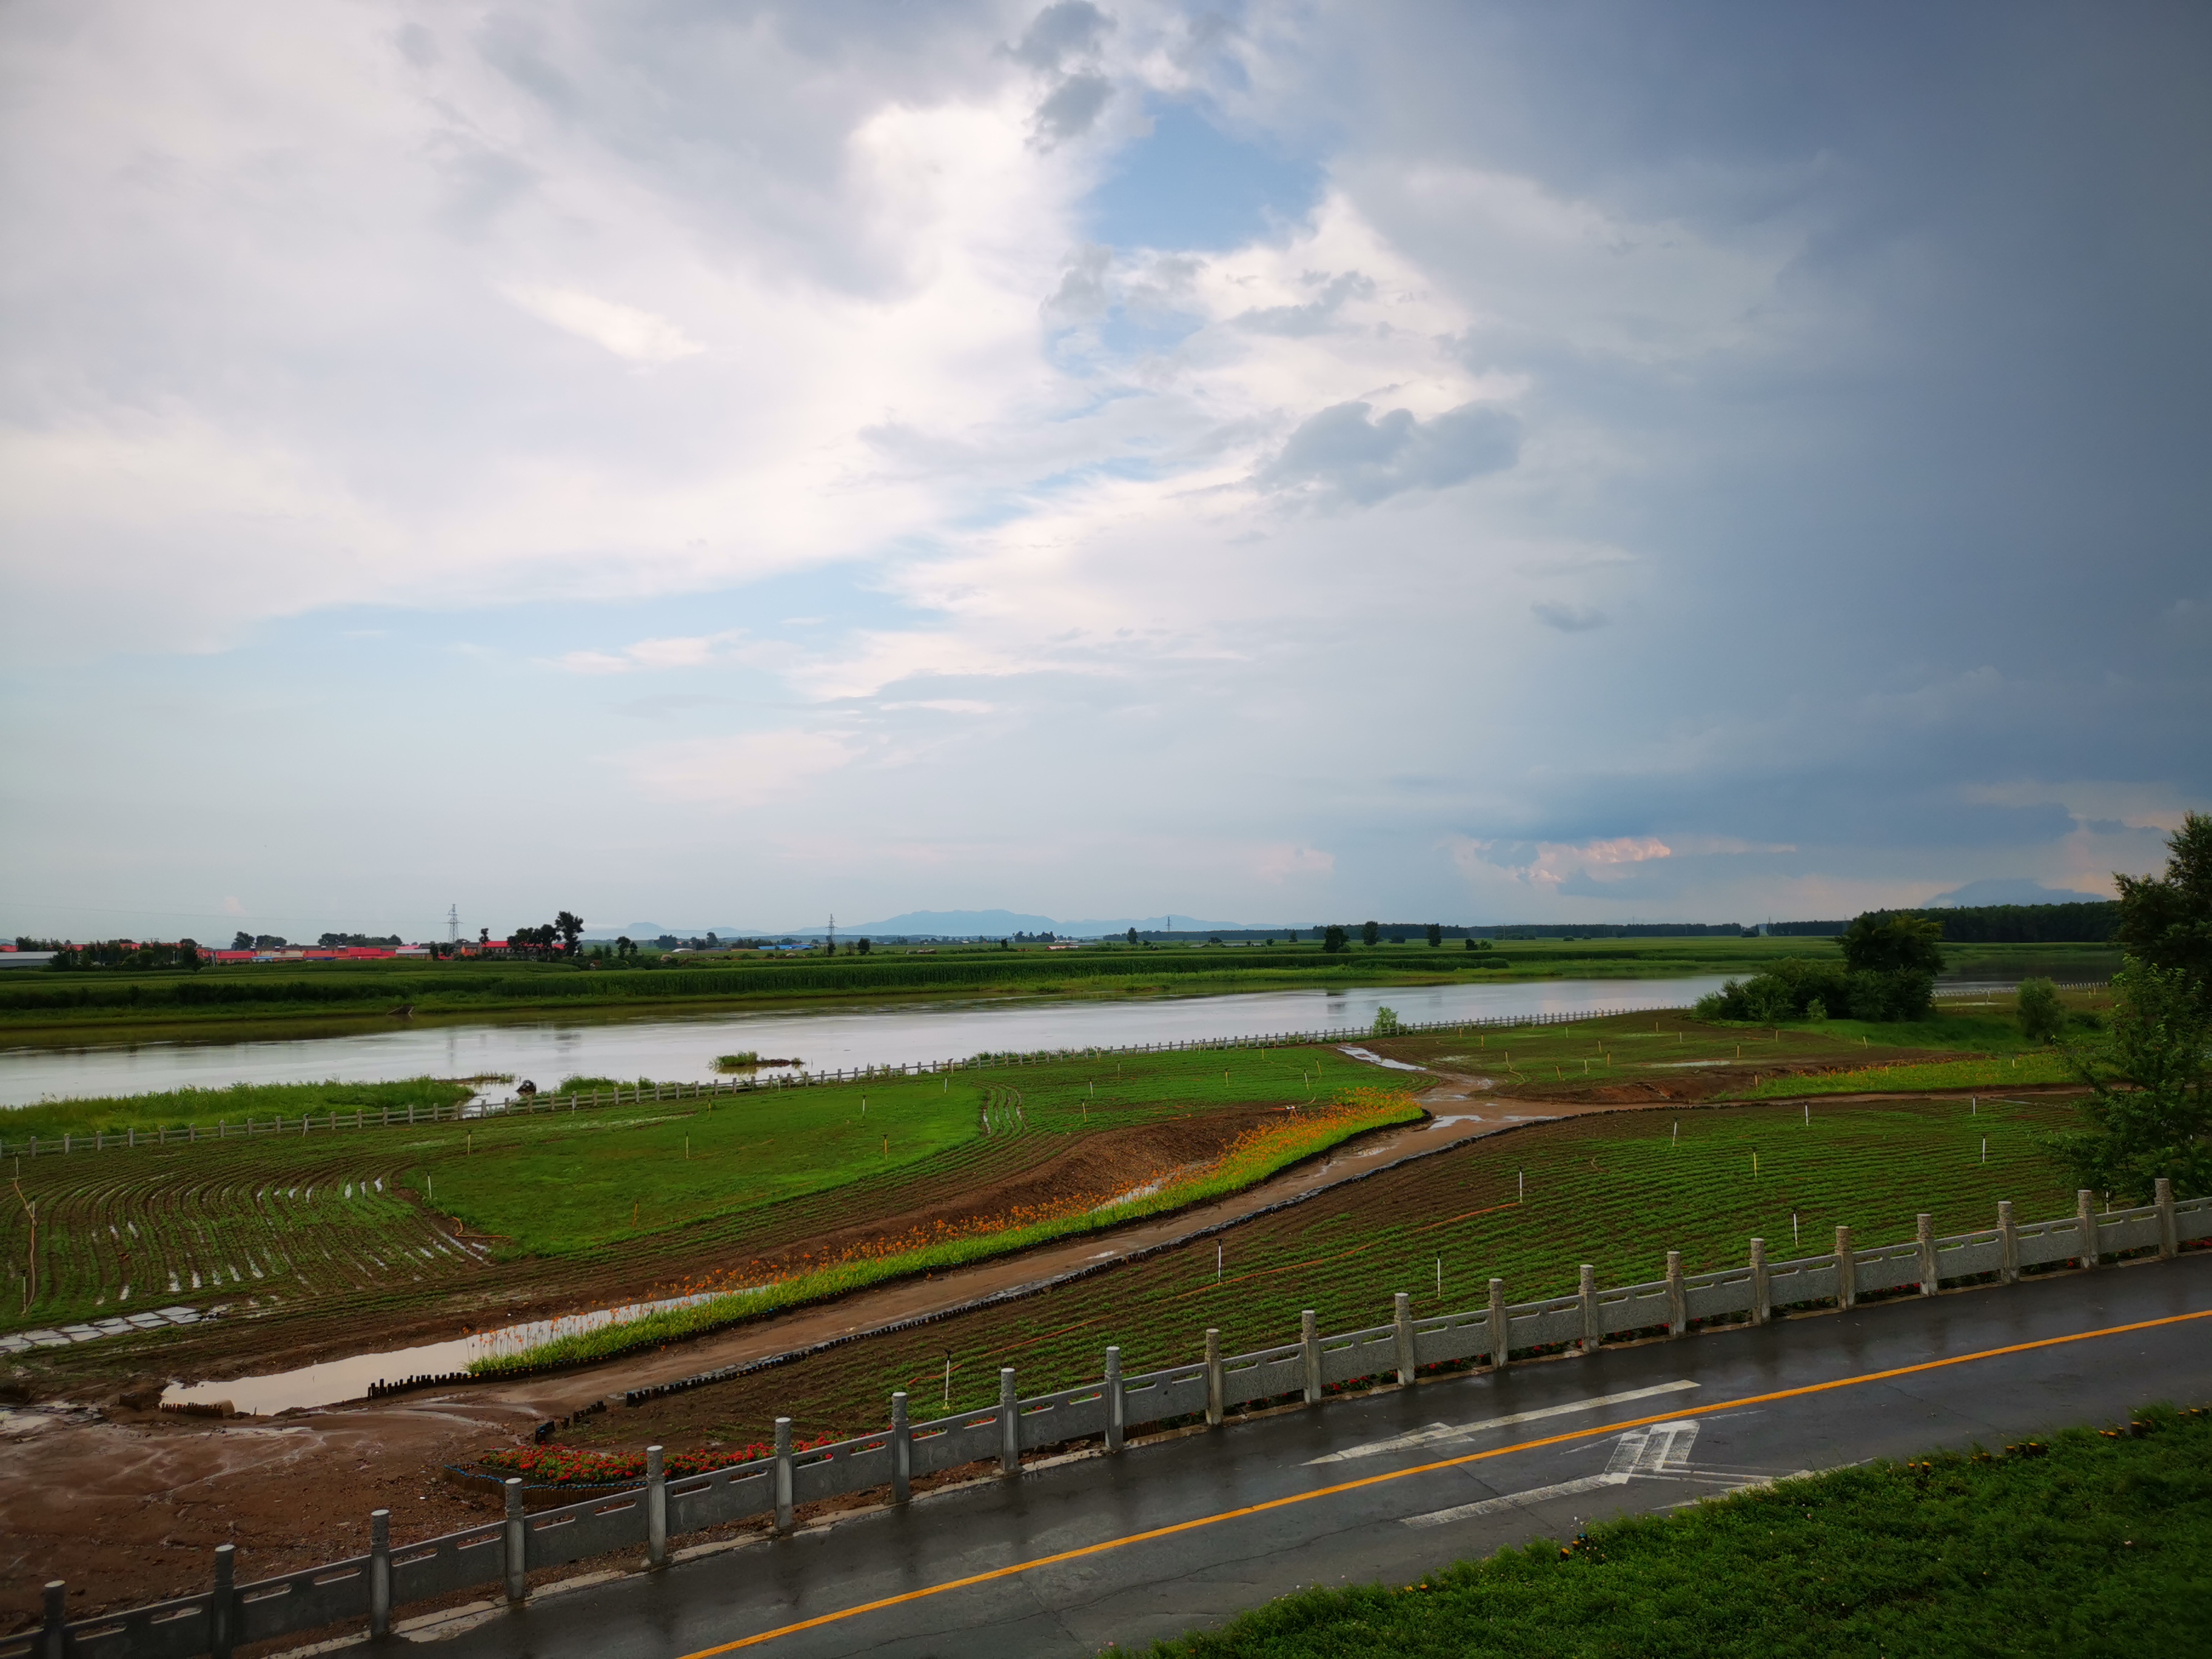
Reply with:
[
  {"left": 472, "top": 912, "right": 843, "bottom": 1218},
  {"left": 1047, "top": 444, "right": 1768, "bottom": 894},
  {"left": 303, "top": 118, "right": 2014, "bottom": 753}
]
[{"left": 2017, "top": 976, "right": 2066, "bottom": 1043}]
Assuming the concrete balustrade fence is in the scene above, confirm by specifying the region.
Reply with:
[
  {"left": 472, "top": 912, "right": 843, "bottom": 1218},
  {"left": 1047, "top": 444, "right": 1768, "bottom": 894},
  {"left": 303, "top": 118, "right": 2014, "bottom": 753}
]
[
  {"left": 16, "top": 1180, "right": 2205, "bottom": 1659},
  {"left": 0, "top": 1004, "right": 1679, "bottom": 1161}
]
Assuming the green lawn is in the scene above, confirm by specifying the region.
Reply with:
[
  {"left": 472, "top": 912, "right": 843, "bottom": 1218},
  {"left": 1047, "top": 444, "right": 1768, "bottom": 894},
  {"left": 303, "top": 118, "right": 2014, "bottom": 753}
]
[
  {"left": 1110, "top": 1406, "right": 2212, "bottom": 1657},
  {"left": 0, "top": 1076, "right": 478, "bottom": 1141}
]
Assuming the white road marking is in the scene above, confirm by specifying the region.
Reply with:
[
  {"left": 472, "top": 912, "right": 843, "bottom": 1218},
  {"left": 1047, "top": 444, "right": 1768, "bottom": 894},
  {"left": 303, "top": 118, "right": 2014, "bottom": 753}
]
[
  {"left": 1403, "top": 1472, "right": 1630, "bottom": 1524},
  {"left": 1307, "top": 1381, "right": 1699, "bottom": 1466},
  {"left": 1406, "top": 1420, "right": 1807, "bottom": 1528}
]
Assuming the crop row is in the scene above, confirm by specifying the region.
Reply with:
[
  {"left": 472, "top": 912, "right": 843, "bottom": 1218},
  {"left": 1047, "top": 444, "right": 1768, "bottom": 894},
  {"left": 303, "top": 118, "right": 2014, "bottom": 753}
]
[{"left": 578, "top": 1096, "right": 2079, "bottom": 1447}]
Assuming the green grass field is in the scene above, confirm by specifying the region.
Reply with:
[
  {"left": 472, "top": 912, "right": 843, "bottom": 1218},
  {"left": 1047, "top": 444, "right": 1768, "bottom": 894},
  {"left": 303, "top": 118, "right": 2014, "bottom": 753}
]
[
  {"left": 0, "top": 1076, "right": 480, "bottom": 1142},
  {"left": 1110, "top": 1406, "right": 2212, "bottom": 1657}
]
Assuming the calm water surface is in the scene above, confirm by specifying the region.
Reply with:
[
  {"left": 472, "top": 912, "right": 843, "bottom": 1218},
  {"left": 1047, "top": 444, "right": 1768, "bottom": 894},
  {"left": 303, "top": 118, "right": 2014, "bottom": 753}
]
[{"left": 0, "top": 976, "right": 1733, "bottom": 1107}]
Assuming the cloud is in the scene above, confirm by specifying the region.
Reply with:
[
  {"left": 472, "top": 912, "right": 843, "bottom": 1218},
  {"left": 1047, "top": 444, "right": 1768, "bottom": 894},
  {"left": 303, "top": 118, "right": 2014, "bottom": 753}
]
[
  {"left": 1008, "top": 2, "right": 1111, "bottom": 72},
  {"left": 1532, "top": 601, "right": 1606, "bottom": 632},
  {"left": 1254, "top": 843, "right": 1334, "bottom": 882},
  {"left": 501, "top": 285, "right": 705, "bottom": 364},
  {"left": 1259, "top": 400, "right": 1521, "bottom": 505},
  {"left": 622, "top": 730, "right": 856, "bottom": 805},
  {"left": 1034, "top": 73, "right": 1113, "bottom": 144}
]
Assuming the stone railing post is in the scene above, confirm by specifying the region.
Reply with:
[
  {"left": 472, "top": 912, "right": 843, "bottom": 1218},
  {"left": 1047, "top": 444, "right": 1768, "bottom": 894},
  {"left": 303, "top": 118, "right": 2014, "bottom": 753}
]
[
  {"left": 1578, "top": 1265, "right": 1599, "bottom": 1354},
  {"left": 773, "top": 1418, "right": 795, "bottom": 1532},
  {"left": 1997, "top": 1202, "right": 2019, "bottom": 1284},
  {"left": 1205, "top": 1329, "right": 1225, "bottom": 1426},
  {"left": 1301, "top": 1312, "right": 1322, "bottom": 1404},
  {"left": 1917, "top": 1213, "right": 1937, "bottom": 1295},
  {"left": 1835, "top": 1226, "right": 1856, "bottom": 1309},
  {"left": 1665, "top": 1250, "right": 1687, "bottom": 1335},
  {"left": 41, "top": 1581, "right": 65, "bottom": 1659},
  {"left": 2156, "top": 1178, "right": 2177, "bottom": 1260},
  {"left": 890, "top": 1394, "right": 911, "bottom": 1503},
  {"left": 503, "top": 1478, "right": 529, "bottom": 1603},
  {"left": 2077, "top": 1191, "right": 2099, "bottom": 1269},
  {"left": 369, "top": 1508, "right": 392, "bottom": 1636},
  {"left": 997, "top": 1369, "right": 1019, "bottom": 1474},
  {"left": 1393, "top": 1293, "right": 1416, "bottom": 1384},
  {"left": 1105, "top": 1347, "right": 1126, "bottom": 1449},
  {"left": 212, "top": 1541, "right": 236, "bottom": 1659},
  {"left": 646, "top": 1446, "right": 668, "bottom": 1567},
  {"left": 1487, "top": 1278, "right": 1509, "bottom": 1369},
  {"left": 1749, "top": 1239, "right": 1770, "bottom": 1325}
]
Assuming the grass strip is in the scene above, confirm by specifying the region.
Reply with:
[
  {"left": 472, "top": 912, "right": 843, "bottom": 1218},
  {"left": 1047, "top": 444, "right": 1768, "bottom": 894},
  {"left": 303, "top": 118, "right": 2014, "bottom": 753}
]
[
  {"left": 1724, "top": 1051, "right": 2074, "bottom": 1099},
  {"left": 1112, "top": 1403, "right": 2212, "bottom": 1657},
  {"left": 469, "top": 1091, "right": 1422, "bottom": 1376}
]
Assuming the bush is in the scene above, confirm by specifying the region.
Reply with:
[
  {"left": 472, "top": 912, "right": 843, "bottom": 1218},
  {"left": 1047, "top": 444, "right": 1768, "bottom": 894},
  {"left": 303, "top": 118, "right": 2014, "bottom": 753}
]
[
  {"left": 2017, "top": 976, "right": 2066, "bottom": 1043},
  {"left": 1694, "top": 958, "right": 1934, "bottom": 1023}
]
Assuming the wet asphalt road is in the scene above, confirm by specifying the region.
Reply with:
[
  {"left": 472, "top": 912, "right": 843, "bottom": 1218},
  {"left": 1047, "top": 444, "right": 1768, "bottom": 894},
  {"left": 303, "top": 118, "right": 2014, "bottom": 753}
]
[{"left": 426, "top": 1255, "right": 2212, "bottom": 1658}]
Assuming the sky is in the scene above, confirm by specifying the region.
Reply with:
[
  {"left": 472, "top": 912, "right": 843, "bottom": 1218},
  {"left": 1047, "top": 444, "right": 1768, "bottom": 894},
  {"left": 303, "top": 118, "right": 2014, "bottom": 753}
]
[{"left": 3, "top": 1, "right": 2208, "bottom": 942}]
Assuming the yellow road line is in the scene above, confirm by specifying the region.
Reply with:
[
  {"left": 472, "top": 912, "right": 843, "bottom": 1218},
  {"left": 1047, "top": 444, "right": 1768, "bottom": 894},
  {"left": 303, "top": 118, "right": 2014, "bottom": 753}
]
[{"left": 679, "top": 1306, "right": 2212, "bottom": 1656}]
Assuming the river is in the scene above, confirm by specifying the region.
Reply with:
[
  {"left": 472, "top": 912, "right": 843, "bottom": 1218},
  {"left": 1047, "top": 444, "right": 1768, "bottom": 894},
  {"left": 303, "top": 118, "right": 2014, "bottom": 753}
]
[{"left": 0, "top": 976, "right": 1734, "bottom": 1107}]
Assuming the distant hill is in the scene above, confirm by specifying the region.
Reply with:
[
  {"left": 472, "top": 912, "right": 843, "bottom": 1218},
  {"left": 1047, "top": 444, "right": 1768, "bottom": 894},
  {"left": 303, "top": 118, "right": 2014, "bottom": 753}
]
[{"left": 1925, "top": 878, "right": 2109, "bottom": 907}]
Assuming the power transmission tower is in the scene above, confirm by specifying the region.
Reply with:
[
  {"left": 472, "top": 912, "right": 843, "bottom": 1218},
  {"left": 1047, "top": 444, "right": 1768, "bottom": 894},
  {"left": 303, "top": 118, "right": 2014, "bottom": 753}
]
[{"left": 447, "top": 903, "right": 460, "bottom": 945}]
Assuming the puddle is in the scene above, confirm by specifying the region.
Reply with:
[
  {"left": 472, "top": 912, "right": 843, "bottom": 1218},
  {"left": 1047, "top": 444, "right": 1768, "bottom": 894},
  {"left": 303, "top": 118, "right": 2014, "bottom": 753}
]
[
  {"left": 1338, "top": 1045, "right": 1429, "bottom": 1073},
  {"left": 160, "top": 1284, "right": 776, "bottom": 1416}
]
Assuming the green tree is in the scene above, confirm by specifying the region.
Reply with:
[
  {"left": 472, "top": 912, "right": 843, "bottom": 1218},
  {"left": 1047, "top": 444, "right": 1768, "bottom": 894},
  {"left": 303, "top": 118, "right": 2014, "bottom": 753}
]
[
  {"left": 554, "top": 911, "right": 585, "bottom": 954},
  {"left": 1126, "top": 927, "right": 1139, "bottom": 945},
  {"left": 1372, "top": 1005, "right": 1401, "bottom": 1036},
  {"left": 2114, "top": 810, "right": 2212, "bottom": 1014},
  {"left": 1322, "top": 925, "right": 1348, "bottom": 954},
  {"left": 856, "top": 937, "right": 871, "bottom": 955},
  {"left": 1361, "top": 920, "right": 1379, "bottom": 947},
  {"left": 231, "top": 931, "right": 251, "bottom": 951},
  {"left": 1426, "top": 922, "right": 1443, "bottom": 947},
  {"left": 2047, "top": 962, "right": 2212, "bottom": 1200},
  {"left": 2016, "top": 977, "right": 2066, "bottom": 1044},
  {"left": 1841, "top": 913, "right": 1946, "bottom": 975}
]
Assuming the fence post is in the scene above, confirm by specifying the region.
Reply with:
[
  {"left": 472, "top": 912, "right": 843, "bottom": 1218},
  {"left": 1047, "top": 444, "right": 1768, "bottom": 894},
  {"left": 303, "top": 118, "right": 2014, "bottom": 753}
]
[
  {"left": 369, "top": 1508, "right": 392, "bottom": 1637},
  {"left": 1665, "top": 1250, "right": 1687, "bottom": 1335},
  {"left": 211, "top": 1543, "right": 236, "bottom": 1659},
  {"left": 1917, "top": 1214, "right": 1938, "bottom": 1294},
  {"left": 1392, "top": 1293, "right": 1416, "bottom": 1384},
  {"left": 503, "top": 1478, "right": 529, "bottom": 1603},
  {"left": 1997, "top": 1202, "right": 2018, "bottom": 1283},
  {"left": 1749, "top": 1239, "right": 1770, "bottom": 1325},
  {"left": 1205, "top": 1329, "right": 1225, "bottom": 1425},
  {"left": 646, "top": 1446, "right": 668, "bottom": 1567},
  {"left": 773, "top": 1418, "right": 794, "bottom": 1532},
  {"left": 41, "top": 1581, "right": 65, "bottom": 1659},
  {"left": 998, "top": 1369, "right": 1019, "bottom": 1474},
  {"left": 2077, "top": 1190, "right": 2099, "bottom": 1267},
  {"left": 890, "top": 1393, "right": 911, "bottom": 1503},
  {"left": 1578, "top": 1265, "right": 1600, "bottom": 1355},
  {"left": 1487, "top": 1278, "right": 1509, "bottom": 1369},
  {"left": 1835, "top": 1226, "right": 1857, "bottom": 1309},
  {"left": 1297, "top": 1311, "right": 1322, "bottom": 1404},
  {"left": 2156, "top": 1178, "right": 2178, "bottom": 1259}
]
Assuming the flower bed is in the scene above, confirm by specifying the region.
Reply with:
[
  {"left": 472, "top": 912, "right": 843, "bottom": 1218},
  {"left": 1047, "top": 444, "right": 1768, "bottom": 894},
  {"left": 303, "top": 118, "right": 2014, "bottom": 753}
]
[{"left": 478, "top": 1433, "right": 837, "bottom": 1487}]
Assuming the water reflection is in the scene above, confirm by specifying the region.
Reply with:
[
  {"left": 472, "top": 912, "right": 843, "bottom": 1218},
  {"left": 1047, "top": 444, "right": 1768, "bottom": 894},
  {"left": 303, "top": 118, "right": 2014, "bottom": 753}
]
[{"left": 2, "top": 976, "right": 1733, "bottom": 1107}]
